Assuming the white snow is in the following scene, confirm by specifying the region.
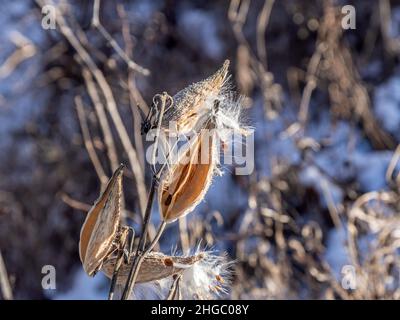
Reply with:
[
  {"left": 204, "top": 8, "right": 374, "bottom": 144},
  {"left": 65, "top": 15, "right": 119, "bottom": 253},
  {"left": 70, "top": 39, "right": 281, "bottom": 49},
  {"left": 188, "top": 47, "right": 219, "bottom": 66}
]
[
  {"left": 51, "top": 269, "right": 107, "bottom": 300},
  {"left": 324, "top": 228, "right": 350, "bottom": 280},
  {"left": 374, "top": 73, "right": 400, "bottom": 139}
]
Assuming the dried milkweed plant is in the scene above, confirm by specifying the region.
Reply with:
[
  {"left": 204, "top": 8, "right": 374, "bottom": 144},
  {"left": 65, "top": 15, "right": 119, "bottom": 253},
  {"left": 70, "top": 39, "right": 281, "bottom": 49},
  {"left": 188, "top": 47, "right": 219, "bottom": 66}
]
[
  {"left": 76, "top": 57, "right": 249, "bottom": 300},
  {"left": 4, "top": 0, "right": 400, "bottom": 301}
]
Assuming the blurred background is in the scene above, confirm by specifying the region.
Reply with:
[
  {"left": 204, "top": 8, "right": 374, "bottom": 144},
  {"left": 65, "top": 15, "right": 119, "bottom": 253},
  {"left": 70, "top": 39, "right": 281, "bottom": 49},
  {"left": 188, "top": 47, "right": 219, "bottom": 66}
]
[{"left": 1, "top": 0, "right": 400, "bottom": 299}]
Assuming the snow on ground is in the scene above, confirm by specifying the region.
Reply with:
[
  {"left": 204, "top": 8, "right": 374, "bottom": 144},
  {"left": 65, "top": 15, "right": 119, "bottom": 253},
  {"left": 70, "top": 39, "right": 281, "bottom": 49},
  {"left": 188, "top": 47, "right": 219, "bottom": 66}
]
[
  {"left": 324, "top": 228, "right": 350, "bottom": 280},
  {"left": 374, "top": 72, "right": 400, "bottom": 141},
  {"left": 51, "top": 269, "right": 107, "bottom": 300}
]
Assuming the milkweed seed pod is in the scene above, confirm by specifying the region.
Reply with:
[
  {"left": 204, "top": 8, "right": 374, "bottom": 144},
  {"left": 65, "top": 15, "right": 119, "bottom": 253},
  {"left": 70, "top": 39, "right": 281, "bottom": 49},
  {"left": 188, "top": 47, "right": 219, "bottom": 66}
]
[
  {"left": 157, "top": 60, "right": 251, "bottom": 223},
  {"left": 158, "top": 125, "right": 217, "bottom": 223},
  {"left": 79, "top": 164, "right": 125, "bottom": 276},
  {"left": 160, "top": 60, "right": 230, "bottom": 135},
  {"left": 101, "top": 251, "right": 205, "bottom": 285}
]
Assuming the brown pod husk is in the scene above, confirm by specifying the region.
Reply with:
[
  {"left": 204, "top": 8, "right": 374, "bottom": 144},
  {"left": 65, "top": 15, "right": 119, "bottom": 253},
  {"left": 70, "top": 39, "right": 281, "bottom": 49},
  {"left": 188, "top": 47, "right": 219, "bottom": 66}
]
[
  {"left": 162, "top": 60, "right": 230, "bottom": 134},
  {"left": 101, "top": 252, "right": 205, "bottom": 284},
  {"left": 158, "top": 128, "right": 217, "bottom": 223},
  {"left": 79, "top": 164, "right": 124, "bottom": 276}
]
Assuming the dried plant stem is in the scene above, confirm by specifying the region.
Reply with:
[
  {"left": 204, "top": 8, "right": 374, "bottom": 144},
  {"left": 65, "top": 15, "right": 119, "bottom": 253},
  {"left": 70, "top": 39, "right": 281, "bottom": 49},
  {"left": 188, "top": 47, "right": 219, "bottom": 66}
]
[
  {"left": 151, "top": 100, "right": 165, "bottom": 173},
  {"left": 386, "top": 144, "right": 400, "bottom": 185},
  {"left": 118, "top": 3, "right": 147, "bottom": 171},
  {"left": 75, "top": 95, "right": 109, "bottom": 187},
  {"left": 256, "top": 0, "right": 274, "bottom": 67},
  {"left": 92, "top": 0, "right": 149, "bottom": 76},
  {"left": 0, "top": 37, "right": 36, "bottom": 79},
  {"left": 128, "top": 78, "right": 146, "bottom": 172},
  {"left": 80, "top": 69, "right": 128, "bottom": 214},
  {"left": 107, "top": 247, "right": 125, "bottom": 300},
  {"left": 120, "top": 93, "right": 170, "bottom": 300},
  {"left": 167, "top": 274, "right": 182, "bottom": 300},
  {"left": 37, "top": 0, "right": 148, "bottom": 217},
  {"left": 229, "top": 0, "right": 281, "bottom": 117},
  {"left": 138, "top": 178, "right": 158, "bottom": 252},
  {"left": 60, "top": 193, "right": 92, "bottom": 212},
  {"left": 121, "top": 220, "right": 167, "bottom": 300},
  {"left": 82, "top": 69, "right": 119, "bottom": 174},
  {"left": 108, "top": 227, "right": 134, "bottom": 300},
  {"left": 320, "top": 179, "right": 342, "bottom": 229},
  {"left": 61, "top": 193, "right": 139, "bottom": 223},
  {"left": 137, "top": 93, "right": 170, "bottom": 250},
  {"left": 0, "top": 250, "right": 13, "bottom": 300},
  {"left": 179, "top": 217, "right": 190, "bottom": 253},
  {"left": 146, "top": 221, "right": 167, "bottom": 253},
  {"left": 298, "top": 46, "right": 323, "bottom": 127}
]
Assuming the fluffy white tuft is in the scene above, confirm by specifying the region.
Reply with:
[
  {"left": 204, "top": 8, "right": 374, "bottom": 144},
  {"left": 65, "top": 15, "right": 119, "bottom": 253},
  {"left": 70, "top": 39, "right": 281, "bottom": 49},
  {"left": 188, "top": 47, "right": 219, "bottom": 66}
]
[{"left": 125, "top": 248, "right": 234, "bottom": 300}]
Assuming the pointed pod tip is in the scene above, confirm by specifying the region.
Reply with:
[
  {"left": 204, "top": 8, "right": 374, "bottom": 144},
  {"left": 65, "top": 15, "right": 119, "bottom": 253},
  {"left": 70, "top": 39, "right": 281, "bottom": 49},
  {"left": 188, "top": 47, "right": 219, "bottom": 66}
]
[
  {"left": 113, "top": 163, "right": 125, "bottom": 177},
  {"left": 219, "top": 59, "right": 230, "bottom": 75},
  {"left": 223, "top": 59, "right": 230, "bottom": 69},
  {"left": 207, "top": 59, "right": 230, "bottom": 88}
]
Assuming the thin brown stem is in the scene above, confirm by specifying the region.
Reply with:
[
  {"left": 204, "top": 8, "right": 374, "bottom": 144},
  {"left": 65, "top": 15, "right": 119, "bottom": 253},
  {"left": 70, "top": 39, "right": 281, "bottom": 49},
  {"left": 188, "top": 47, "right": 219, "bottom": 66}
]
[
  {"left": 167, "top": 274, "right": 182, "bottom": 300},
  {"left": 117, "top": 4, "right": 147, "bottom": 172},
  {"left": 120, "top": 93, "right": 171, "bottom": 300},
  {"left": 256, "top": 0, "right": 274, "bottom": 68},
  {"left": 91, "top": 0, "right": 150, "bottom": 76},
  {"left": 37, "top": 0, "right": 148, "bottom": 217},
  {"left": 75, "top": 95, "right": 108, "bottom": 187},
  {"left": 121, "top": 220, "right": 167, "bottom": 300},
  {"left": 179, "top": 217, "right": 190, "bottom": 253},
  {"left": 60, "top": 193, "right": 91, "bottom": 212},
  {"left": 82, "top": 68, "right": 119, "bottom": 174}
]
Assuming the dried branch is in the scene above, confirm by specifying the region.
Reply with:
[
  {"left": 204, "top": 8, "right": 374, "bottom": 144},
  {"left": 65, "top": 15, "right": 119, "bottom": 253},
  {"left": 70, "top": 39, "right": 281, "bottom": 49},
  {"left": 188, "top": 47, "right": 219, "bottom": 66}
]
[
  {"left": 121, "top": 92, "right": 171, "bottom": 300},
  {"left": 0, "top": 32, "right": 36, "bottom": 79},
  {"left": 75, "top": 95, "right": 108, "bottom": 187},
  {"left": 36, "top": 0, "right": 148, "bottom": 217},
  {"left": 82, "top": 69, "right": 119, "bottom": 175},
  {"left": 60, "top": 193, "right": 91, "bottom": 212},
  {"left": 256, "top": 0, "right": 275, "bottom": 68},
  {"left": 91, "top": 0, "right": 150, "bottom": 76}
]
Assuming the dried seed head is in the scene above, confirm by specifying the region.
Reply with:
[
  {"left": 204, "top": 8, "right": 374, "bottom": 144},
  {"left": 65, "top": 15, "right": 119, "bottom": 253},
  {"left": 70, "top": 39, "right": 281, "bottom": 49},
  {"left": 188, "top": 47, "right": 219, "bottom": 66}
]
[
  {"left": 79, "top": 164, "right": 124, "bottom": 276},
  {"left": 158, "top": 127, "right": 217, "bottom": 223},
  {"left": 101, "top": 251, "right": 205, "bottom": 285},
  {"left": 161, "top": 60, "right": 230, "bottom": 134}
]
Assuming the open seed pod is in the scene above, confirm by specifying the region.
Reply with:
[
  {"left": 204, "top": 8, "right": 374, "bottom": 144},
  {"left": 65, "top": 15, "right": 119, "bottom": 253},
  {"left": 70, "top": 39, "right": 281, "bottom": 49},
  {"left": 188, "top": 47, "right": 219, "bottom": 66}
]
[
  {"left": 158, "top": 127, "right": 217, "bottom": 223},
  {"left": 161, "top": 60, "right": 230, "bottom": 134},
  {"left": 79, "top": 164, "right": 124, "bottom": 276},
  {"left": 101, "top": 251, "right": 205, "bottom": 284}
]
